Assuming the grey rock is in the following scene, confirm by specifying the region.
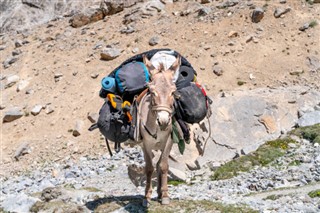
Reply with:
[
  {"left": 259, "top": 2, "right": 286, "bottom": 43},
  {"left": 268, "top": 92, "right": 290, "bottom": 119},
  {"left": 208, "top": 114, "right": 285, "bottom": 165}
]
[
  {"left": 15, "top": 39, "right": 23, "bottom": 48},
  {"left": 26, "top": 89, "right": 34, "bottom": 95},
  {"left": 120, "top": 25, "right": 135, "bottom": 34},
  {"left": 306, "top": 56, "right": 320, "bottom": 72},
  {"left": 40, "top": 187, "right": 62, "bottom": 202},
  {"left": 3, "top": 57, "right": 19, "bottom": 68},
  {"left": 14, "top": 142, "right": 31, "bottom": 161},
  {"left": 31, "top": 105, "right": 42, "bottom": 116},
  {"left": 0, "top": 45, "right": 6, "bottom": 51},
  {"left": 144, "top": 0, "right": 165, "bottom": 13},
  {"left": 0, "top": 104, "right": 6, "bottom": 110},
  {"left": 299, "top": 23, "right": 309, "bottom": 31},
  {"left": 69, "top": 6, "right": 105, "bottom": 28},
  {"left": 3, "top": 107, "right": 24, "bottom": 122},
  {"left": 101, "top": 0, "right": 139, "bottom": 15},
  {"left": 128, "top": 164, "right": 146, "bottom": 187},
  {"left": 16, "top": 79, "right": 30, "bottom": 92},
  {"left": 5, "top": 75, "right": 20, "bottom": 88},
  {"left": 149, "top": 36, "right": 160, "bottom": 46},
  {"left": 198, "top": 7, "right": 211, "bottom": 16},
  {"left": 12, "top": 49, "right": 22, "bottom": 56},
  {"left": 280, "top": 0, "right": 287, "bottom": 3},
  {"left": 45, "top": 105, "right": 54, "bottom": 114},
  {"left": 212, "top": 65, "right": 223, "bottom": 76},
  {"left": 274, "top": 7, "right": 291, "bottom": 18},
  {"left": 2, "top": 193, "right": 39, "bottom": 213},
  {"left": 297, "top": 111, "right": 320, "bottom": 127},
  {"left": 251, "top": 7, "right": 264, "bottom": 23},
  {"left": 73, "top": 120, "right": 84, "bottom": 137},
  {"left": 217, "top": 0, "right": 239, "bottom": 9},
  {"left": 100, "top": 47, "right": 121, "bottom": 60},
  {"left": 87, "top": 112, "right": 98, "bottom": 123}
]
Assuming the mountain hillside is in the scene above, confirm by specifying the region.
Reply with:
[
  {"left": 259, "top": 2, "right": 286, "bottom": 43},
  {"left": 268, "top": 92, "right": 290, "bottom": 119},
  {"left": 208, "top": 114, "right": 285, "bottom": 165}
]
[{"left": 1, "top": 0, "right": 320, "bottom": 212}]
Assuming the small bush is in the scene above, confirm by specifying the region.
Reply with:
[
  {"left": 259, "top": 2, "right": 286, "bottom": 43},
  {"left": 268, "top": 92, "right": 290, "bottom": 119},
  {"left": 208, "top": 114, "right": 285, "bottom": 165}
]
[
  {"left": 237, "top": 81, "right": 246, "bottom": 86},
  {"left": 308, "top": 189, "right": 320, "bottom": 198},
  {"left": 309, "top": 20, "right": 318, "bottom": 28},
  {"left": 291, "top": 124, "right": 320, "bottom": 144}
]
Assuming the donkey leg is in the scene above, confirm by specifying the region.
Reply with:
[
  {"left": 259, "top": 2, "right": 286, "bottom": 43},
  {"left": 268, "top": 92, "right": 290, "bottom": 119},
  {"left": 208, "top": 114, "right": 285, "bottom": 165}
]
[
  {"left": 156, "top": 161, "right": 162, "bottom": 200},
  {"left": 158, "top": 138, "right": 174, "bottom": 205},
  {"left": 143, "top": 149, "right": 154, "bottom": 207}
]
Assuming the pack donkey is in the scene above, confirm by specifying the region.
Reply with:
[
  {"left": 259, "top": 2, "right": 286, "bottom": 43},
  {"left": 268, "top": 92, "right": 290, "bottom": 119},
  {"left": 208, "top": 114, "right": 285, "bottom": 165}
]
[{"left": 138, "top": 55, "right": 180, "bottom": 207}]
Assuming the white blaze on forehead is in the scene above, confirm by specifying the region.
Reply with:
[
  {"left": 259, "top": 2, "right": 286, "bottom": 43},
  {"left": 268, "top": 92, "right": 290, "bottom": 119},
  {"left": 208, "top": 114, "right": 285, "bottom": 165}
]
[
  {"left": 157, "top": 111, "right": 170, "bottom": 124},
  {"left": 150, "top": 50, "right": 179, "bottom": 82}
]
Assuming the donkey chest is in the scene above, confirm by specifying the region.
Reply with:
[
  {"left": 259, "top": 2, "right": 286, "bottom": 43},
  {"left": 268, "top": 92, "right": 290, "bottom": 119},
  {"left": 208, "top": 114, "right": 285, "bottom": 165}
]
[{"left": 146, "top": 131, "right": 171, "bottom": 150}]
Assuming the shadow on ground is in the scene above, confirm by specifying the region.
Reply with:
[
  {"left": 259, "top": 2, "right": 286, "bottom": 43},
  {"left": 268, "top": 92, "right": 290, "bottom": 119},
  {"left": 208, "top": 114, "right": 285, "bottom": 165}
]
[{"left": 85, "top": 195, "right": 146, "bottom": 212}]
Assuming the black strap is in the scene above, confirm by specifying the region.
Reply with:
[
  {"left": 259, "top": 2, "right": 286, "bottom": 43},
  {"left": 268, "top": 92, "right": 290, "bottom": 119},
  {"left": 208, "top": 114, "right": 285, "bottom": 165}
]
[
  {"left": 143, "top": 123, "right": 157, "bottom": 140},
  {"left": 105, "top": 138, "right": 113, "bottom": 157},
  {"left": 88, "top": 123, "right": 98, "bottom": 131}
]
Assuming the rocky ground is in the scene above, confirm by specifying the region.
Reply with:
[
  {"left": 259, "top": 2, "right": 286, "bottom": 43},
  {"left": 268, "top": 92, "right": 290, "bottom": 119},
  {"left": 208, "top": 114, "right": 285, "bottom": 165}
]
[{"left": 1, "top": 0, "right": 320, "bottom": 212}]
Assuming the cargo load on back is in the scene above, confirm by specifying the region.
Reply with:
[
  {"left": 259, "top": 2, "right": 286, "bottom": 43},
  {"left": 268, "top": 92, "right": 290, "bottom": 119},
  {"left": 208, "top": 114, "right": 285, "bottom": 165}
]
[{"left": 90, "top": 49, "right": 212, "bottom": 155}]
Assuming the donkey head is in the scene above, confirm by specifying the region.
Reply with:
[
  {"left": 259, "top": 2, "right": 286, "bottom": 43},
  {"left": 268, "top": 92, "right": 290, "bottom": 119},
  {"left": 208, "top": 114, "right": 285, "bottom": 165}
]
[{"left": 143, "top": 55, "right": 180, "bottom": 130}]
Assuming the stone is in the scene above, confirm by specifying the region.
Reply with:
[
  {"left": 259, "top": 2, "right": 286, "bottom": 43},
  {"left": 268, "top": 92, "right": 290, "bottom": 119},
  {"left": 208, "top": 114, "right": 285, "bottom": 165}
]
[
  {"left": 2, "top": 193, "right": 39, "bottom": 213},
  {"left": 14, "top": 142, "right": 31, "bottom": 161},
  {"left": 0, "top": 45, "right": 6, "bottom": 51},
  {"left": 16, "top": 80, "right": 30, "bottom": 92},
  {"left": 128, "top": 164, "right": 146, "bottom": 187},
  {"left": 45, "top": 105, "right": 54, "bottom": 114},
  {"left": 87, "top": 112, "right": 98, "bottom": 123},
  {"left": 149, "top": 36, "right": 160, "bottom": 46},
  {"left": 12, "top": 49, "right": 22, "bottom": 56},
  {"left": 70, "top": 7, "right": 105, "bottom": 28},
  {"left": 31, "top": 105, "right": 42, "bottom": 116},
  {"left": 73, "top": 120, "right": 84, "bottom": 137},
  {"left": 201, "top": 0, "right": 212, "bottom": 3},
  {"left": 101, "top": 0, "right": 139, "bottom": 16},
  {"left": 100, "top": 47, "right": 121, "bottom": 60},
  {"left": 212, "top": 65, "right": 223, "bottom": 76},
  {"left": 274, "top": 7, "right": 291, "bottom": 18},
  {"left": 15, "top": 40, "right": 23, "bottom": 48},
  {"left": 216, "top": 0, "right": 239, "bottom": 9},
  {"left": 299, "top": 23, "right": 309, "bottom": 31},
  {"left": 297, "top": 111, "right": 320, "bottom": 127},
  {"left": 228, "top": 31, "right": 239, "bottom": 38},
  {"left": 120, "top": 25, "right": 135, "bottom": 34},
  {"left": 3, "top": 107, "right": 24, "bottom": 122},
  {"left": 280, "top": 0, "right": 287, "bottom": 3},
  {"left": 3, "top": 57, "right": 19, "bottom": 69},
  {"left": 306, "top": 56, "right": 320, "bottom": 72},
  {"left": 169, "top": 167, "right": 187, "bottom": 181},
  {"left": 5, "top": 75, "right": 20, "bottom": 88},
  {"left": 251, "top": 8, "right": 264, "bottom": 23}
]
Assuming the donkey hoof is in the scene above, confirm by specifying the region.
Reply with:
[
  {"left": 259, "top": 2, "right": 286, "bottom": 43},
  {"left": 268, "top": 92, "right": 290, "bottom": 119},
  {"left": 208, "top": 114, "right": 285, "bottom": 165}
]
[
  {"left": 161, "top": 197, "right": 170, "bottom": 205},
  {"left": 142, "top": 199, "right": 150, "bottom": 207}
]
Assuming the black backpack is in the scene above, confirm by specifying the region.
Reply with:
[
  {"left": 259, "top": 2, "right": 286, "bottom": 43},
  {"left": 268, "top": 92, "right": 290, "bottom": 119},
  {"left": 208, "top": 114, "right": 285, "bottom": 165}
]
[{"left": 97, "top": 101, "right": 131, "bottom": 143}]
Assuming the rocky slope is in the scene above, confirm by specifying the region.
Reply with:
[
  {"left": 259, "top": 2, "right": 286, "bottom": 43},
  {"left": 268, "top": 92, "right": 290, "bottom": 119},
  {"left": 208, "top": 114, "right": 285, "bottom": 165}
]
[{"left": 1, "top": 0, "right": 320, "bottom": 212}]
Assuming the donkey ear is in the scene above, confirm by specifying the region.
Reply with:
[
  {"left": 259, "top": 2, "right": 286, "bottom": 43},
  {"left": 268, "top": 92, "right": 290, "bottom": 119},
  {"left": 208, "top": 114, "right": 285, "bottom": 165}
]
[
  {"left": 169, "top": 55, "right": 181, "bottom": 83},
  {"left": 143, "top": 55, "right": 156, "bottom": 77},
  {"left": 169, "top": 55, "right": 181, "bottom": 72}
]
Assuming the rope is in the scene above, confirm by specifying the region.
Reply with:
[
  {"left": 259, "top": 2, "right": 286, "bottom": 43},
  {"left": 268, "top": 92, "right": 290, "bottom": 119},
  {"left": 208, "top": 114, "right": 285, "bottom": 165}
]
[{"left": 201, "top": 108, "right": 212, "bottom": 156}]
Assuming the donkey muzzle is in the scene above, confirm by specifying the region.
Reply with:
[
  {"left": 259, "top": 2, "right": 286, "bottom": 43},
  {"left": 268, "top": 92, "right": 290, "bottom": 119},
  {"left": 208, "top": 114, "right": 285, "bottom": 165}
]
[{"left": 156, "top": 111, "right": 171, "bottom": 131}]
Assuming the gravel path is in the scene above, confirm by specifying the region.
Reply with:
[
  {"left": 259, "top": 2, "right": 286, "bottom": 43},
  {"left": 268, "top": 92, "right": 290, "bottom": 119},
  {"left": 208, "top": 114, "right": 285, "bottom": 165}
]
[{"left": 1, "top": 137, "right": 320, "bottom": 212}]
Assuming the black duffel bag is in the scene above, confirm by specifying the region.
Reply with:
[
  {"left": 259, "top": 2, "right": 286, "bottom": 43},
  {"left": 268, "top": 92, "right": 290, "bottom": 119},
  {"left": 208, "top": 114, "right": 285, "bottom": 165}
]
[{"left": 175, "top": 82, "right": 208, "bottom": 124}]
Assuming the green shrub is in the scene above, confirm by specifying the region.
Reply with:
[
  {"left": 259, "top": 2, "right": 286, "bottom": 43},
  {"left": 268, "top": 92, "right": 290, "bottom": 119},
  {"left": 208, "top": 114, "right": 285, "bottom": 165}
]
[
  {"left": 291, "top": 124, "right": 320, "bottom": 144},
  {"left": 308, "top": 189, "right": 320, "bottom": 198}
]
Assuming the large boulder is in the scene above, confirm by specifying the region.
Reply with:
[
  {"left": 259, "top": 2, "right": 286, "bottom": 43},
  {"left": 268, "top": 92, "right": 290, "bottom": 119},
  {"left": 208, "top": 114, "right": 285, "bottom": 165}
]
[{"left": 196, "top": 86, "right": 320, "bottom": 167}]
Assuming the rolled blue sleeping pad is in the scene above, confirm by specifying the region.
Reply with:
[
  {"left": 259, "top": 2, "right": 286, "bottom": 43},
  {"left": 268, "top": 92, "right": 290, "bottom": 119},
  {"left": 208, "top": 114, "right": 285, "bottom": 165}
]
[{"left": 101, "top": 77, "right": 116, "bottom": 93}]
